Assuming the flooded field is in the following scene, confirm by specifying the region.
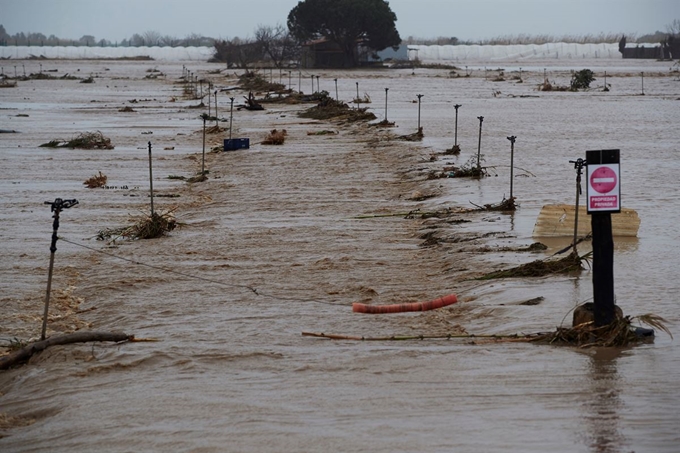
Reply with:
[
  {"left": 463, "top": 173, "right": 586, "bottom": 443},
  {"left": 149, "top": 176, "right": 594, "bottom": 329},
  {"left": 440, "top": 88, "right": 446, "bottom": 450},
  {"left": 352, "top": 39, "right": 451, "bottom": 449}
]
[{"left": 1, "top": 57, "right": 679, "bottom": 452}]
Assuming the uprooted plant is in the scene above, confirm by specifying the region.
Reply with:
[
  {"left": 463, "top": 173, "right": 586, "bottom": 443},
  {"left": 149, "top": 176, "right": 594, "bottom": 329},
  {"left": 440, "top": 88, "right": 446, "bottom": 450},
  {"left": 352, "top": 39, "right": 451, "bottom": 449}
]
[
  {"left": 40, "top": 131, "right": 114, "bottom": 150},
  {"left": 96, "top": 208, "right": 178, "bottom": 241},
  {"left": 83, "top": 171, "right": 107, "bottom": 188}
]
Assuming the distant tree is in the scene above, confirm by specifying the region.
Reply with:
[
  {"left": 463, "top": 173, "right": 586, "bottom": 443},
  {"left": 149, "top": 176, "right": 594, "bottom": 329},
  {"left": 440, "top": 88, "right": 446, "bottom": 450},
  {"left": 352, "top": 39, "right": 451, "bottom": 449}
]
[
  {"left": 667, "top": 19, "right": 680, "bottom": 35},
  {"left": 212, "top": 37, "right": 261, "bottom": 68},
  {"left": 254, "top": 24, "right": 300, "bottom": 68},
  {"left": 142, "top": 30, "right": 163, "bottom": 46},
  {"left": 129, "top": 33, "right": 145, "bottom": 46},
  {"left": 0, "top": 24, "right": 8, "bottom": 41},
  {"left": 79, "top": 35, "right": 96, "bottom": 46},
  {"left": 287, "top": 0, "right": 401, "bottom": 67}
]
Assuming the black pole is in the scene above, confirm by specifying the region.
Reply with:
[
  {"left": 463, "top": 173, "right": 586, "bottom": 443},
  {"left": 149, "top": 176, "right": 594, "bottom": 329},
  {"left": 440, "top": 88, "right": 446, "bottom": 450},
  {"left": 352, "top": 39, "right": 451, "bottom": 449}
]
[
  {"left": 476, "top": 116, "right": 484, "bottom": 170},
  {"left": 591, "top": 213, "right": 616, "bottom": 326},
  {"left": 384, "top": 88, "right": 389, "bottom": 121},
  {"left": 586, "top": 149, "right": 620, "bottom": 327},
  {"left": 416, "top": 94, "right": 424, "bottom": 131},
  {"left": 453, "top": 104, "right": 461, "bottom": 146},
  {"left": 289, "top": 71, "right": 292, "bottom": 91},
  {"left": 229, "top": 97, "right": 235, "bottom": 141},
  {"left": 334, "top": 78, "right": 338, "bottom": 102},
  {"left": 41, "top": 198, "right": 78, "bottom": 340},
  {"left": 507, "top": 136, "right": 516, "bottom": 199},
  {"left": 316, "top": 75, "right": 320, "bottom": 93},
  {"left": 311, "top": 74, "right": 314, "bottom": 93},
  {"left": 356, "top": 82, "right": 360, "bottom": 110},
  {"left": 148, "top": 142, "right": 155, "bottom": 217},
  {"left": 641, "top": 71, "right": 644, "bottom": 95}
]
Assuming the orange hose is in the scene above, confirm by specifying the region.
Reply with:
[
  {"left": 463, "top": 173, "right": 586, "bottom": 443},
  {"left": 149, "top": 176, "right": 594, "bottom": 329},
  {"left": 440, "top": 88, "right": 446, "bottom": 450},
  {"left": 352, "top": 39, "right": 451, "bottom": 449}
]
[{"left": 352, "top": 294, "right": 458, "bottom": 314}]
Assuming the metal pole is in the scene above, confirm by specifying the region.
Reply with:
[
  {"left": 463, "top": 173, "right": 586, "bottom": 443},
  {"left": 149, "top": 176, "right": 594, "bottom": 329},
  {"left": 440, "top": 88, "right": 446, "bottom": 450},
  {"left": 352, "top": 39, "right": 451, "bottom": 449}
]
[
  {"left": 229, "top": 97, "right": 235, "bottom": 141},
  {"left": 298, "top": 66, "right": 301, "bottom": 92},
  {"left": 334, "top": 78, "right": 338, "bottom": 102},
  {"left": 356, "top": 82, "right": 360, "bottom": 110},
  {"left": 476, "top": 116, "right": 484, "bottom": 170},
  {"left": 454, "top": 104, "right": 461, "bottom": 146},
  {"left": 311, "top": 74, "right": 314, "bottom": 93},
  {"left": 384, "top": 88, "right": 389, "bottom": 121},
  {"left": 507, "top": 136, "right": 516, "bottom": 199},
  {"left": 641, "top": 71, "right": 644, "bottom": 95},
  {"left": 289, "top": 71, "right": 292, "bottom": 91},
  {"left": 214, "top": 91, "right": 218, "bottom": 127},
  {"left": 40, "top": 199, "right": 78, "bottom": 340},
  {"left": 202, "top": 116, "right": 206, "bottom": 175},
  {"left": 148, "top": 142, "right": 155, "bottom": 217},
  {"left": 569, "top": 158, "right": 585, "bottom": 251},
  {"left": 417, "top": 94, "right": 424, "bottom": 131}
]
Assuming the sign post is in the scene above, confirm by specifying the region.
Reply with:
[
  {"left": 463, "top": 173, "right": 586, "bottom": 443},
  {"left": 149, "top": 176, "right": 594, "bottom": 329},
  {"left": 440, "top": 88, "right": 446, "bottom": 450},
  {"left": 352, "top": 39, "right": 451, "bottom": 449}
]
[{"left": 586, "top": 149, "right": 620, "bottom": 327}]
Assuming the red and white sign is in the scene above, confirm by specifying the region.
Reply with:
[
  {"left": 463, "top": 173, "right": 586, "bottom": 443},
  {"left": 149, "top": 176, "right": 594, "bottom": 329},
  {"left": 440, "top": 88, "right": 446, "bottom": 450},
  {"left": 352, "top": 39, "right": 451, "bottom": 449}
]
[{"left": 587, "top": 164, "right": 620, "bottom": 212}]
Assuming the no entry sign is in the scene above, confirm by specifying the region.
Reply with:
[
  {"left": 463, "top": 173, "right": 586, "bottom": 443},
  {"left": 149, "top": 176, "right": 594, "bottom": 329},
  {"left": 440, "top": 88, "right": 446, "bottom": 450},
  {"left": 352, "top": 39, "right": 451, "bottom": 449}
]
[{"left": 586, "top": 149, "right": 621, "bottom": 213}]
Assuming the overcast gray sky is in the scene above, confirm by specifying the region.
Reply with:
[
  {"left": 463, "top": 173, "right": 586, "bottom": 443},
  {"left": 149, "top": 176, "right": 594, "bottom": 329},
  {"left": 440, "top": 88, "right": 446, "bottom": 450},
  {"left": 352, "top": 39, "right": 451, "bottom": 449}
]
[{"left": 2, "top": 0, "right": 679, "bottom": 42}]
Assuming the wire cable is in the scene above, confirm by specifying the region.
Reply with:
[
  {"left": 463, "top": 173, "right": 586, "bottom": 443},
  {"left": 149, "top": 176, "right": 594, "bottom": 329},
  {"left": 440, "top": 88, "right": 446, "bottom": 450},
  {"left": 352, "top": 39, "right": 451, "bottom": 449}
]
[{"left": 58, "top": 237, "right": 347, "bottom": 307}]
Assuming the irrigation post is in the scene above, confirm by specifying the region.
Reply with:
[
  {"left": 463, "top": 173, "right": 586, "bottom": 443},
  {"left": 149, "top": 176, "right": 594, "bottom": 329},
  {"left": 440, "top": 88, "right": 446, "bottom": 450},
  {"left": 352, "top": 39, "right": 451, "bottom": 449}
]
[
  {"left": 316, "top": 75, "right": 320, "bottom": 93},
  {"left": 41, "top": 198, "right": 78, "bottom": 341},
  {"left": 199, "top": 79, "right": 203, "bottom": 99},
  {"left": 641, "top": 72, "right": 644, "bottom": 95},
  {"left": 476, "top": 116, "right": 484, "bottom": 170},
  {"left": 201, "top": 116, "right": 206, "bottom": 175},
  {"left": 356, "top": 82, "right": 360, "bottom": 110},
  {"left": 519, "top": 67, "right": 522, "bottom": 81},
  {"left": 334, "top": 78, "right": 338, "bottom": 102},
  {"left": 384, "top": 88, "right": 389, "bottom": 121},
  {"left": 298, "top": 66, "right": 301, "bottom": 92},
  {"left": 568, "top": 158, "right": 586, "bottom": 251},
  {"left": 289, "top": 71, "right": 292, "bottom": 91},
  {"left": 586, "top": 149, "right": 620, "bottom": 327},
  {"left": 417, "top": 94, "right": 424, "bottom": 131},
  {"left": 229, "top": 97, "right": 235, "bottom": 141},
  {"left": 214, "top": 91, "right": 218, "bottom": 127},
  {"left": 507, "top": 136, "right": 516, "bottom": 199},
  {"left": 311, "top": 74, "right": 314, "bottom": 93},
  {"left": 453, "top": 104, "right": 461, "bottom": 147},
  {"left": 148, "top": 141, "right": 155, "bottom": 217}
]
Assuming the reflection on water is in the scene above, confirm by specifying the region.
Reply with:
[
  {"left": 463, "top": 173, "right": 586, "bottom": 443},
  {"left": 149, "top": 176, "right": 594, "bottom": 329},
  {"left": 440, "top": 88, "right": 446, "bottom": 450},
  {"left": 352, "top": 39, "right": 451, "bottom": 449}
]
[{"left": 581, "top": 348, "right": 627, "bottom": 453}]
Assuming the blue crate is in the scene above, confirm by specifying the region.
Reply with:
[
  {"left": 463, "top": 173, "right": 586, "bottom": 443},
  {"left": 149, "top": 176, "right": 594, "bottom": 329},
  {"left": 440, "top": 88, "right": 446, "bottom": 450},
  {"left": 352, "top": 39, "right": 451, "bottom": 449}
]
[{"left": 224, "top": 138, "right": 250, "bottom": 151}]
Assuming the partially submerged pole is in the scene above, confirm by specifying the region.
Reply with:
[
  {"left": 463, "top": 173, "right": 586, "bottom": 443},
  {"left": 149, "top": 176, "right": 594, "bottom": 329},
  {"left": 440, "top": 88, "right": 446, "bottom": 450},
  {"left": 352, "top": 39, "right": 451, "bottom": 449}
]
[
  {"left": 416, "top": 94, "right": 424, "bottom": 131},
  {"left": 42, "top": 198, "right": 79, "bottom": 340},
  {"left": 356, "top": 82, "right": 360, "bottom": 110},
  {"left": 334, "top": 78, "right": 338, "bottom": 102},
  {"left": 476, "top": 116, "right": 484, "bottom": 170},
  {"left": 148, "top": 141, "right": 155, "bottom": 217},
  {"left": 641, "top": 71, "right": 644, "bottom": 95},
  {"left": 453, "top": 104, "right": 461, "bottom": 147},
  {"left": 568, "top": 157, "right": 586, "bottom": 251},
  {"left": 507, "top": 135, "right": 517, "bottom": 199},
  {"left": 201, "top": 116, "right": 206, "bottom": 175},
  {"left": 214, "top": 91, "right": 218, "bottom": 127},
  {"left": 586, "top": 149, "right": 621, "bottom": 326},
  {"left": 229, "top": 97, "right": 235, "bottom": 141},
  {"left": 384, "top": 88, "right": 389, "bottom": 121}
]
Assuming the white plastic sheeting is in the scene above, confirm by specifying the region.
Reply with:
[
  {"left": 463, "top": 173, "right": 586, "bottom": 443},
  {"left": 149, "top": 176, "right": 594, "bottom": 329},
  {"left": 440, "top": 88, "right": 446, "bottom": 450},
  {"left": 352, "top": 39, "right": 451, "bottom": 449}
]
[
  {"left": 408, "top": 43, "right": 621, "bottom": 62},
  {"left": 0, "top": 46, "right": 214, "bottom": 61}
]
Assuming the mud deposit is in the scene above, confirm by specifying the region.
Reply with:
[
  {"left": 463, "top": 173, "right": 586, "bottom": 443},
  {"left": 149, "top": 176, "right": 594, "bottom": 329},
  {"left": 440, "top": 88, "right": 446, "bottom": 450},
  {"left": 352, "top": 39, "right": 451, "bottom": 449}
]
[{"left": 1, "top": 59, "right": 679, "bottom": 452}]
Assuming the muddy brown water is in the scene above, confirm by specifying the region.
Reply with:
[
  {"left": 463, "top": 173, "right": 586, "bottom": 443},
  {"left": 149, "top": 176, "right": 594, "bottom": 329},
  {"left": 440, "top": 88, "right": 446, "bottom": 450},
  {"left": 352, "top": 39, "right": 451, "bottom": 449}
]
[{"left": 1, "top": 59, "right": 679, "bottom": 452}]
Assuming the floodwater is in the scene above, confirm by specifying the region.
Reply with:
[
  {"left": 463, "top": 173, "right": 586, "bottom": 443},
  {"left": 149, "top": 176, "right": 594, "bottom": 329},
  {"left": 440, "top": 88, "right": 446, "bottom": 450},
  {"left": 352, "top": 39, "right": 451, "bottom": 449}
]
[{"left": 1, "top": 58, "right": 679, "bottom": 452}]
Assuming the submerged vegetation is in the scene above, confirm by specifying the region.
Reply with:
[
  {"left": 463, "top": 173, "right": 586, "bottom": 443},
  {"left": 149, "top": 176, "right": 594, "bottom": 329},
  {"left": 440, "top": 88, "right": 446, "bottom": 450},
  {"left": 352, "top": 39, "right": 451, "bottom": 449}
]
[
  {"left": 40, "top": 131, "right": 114, "bottom": 150},
  {"left": 97, "top": 209, "right": 177, "bottom": 241}
]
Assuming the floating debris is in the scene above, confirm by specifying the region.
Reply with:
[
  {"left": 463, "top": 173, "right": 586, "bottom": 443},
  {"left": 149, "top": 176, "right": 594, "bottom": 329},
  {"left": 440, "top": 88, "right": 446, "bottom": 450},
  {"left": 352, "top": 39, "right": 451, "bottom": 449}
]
[
  {"left": 83, "top": 171, "right": 107, "bottom": 188},
  {"left": 262, "top": 129, "right": 287, "bottom": 145},
  {"left": 39, "top": 131, "right": 114, "bottom": 150},
  {"left": 97, "top": 209, "right": 177, "bottom": 241}
]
